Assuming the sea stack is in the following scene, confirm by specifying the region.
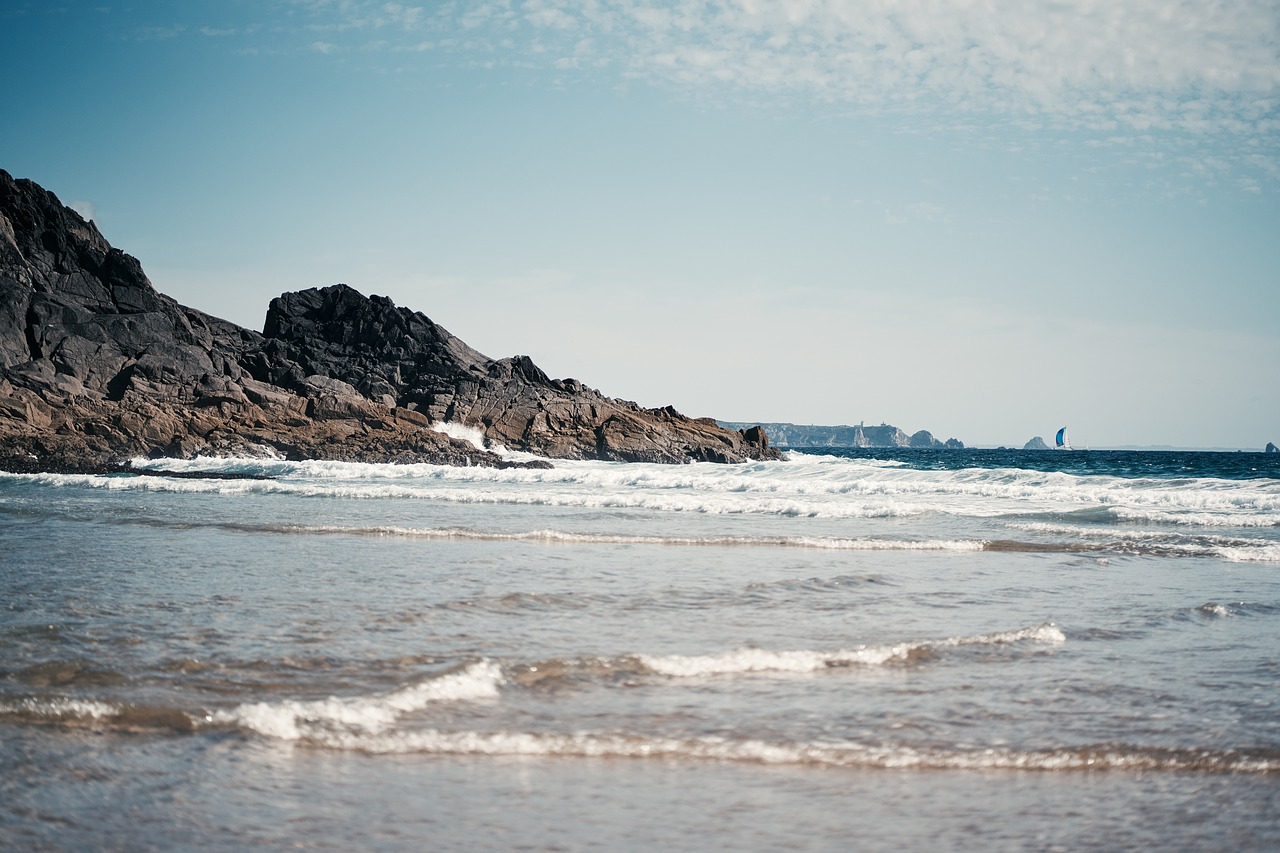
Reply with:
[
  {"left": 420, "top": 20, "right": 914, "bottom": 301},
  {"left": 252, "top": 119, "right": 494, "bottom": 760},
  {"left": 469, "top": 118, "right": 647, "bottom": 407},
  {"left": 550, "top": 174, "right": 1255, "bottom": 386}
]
[{"left": 0, "top": 169, "right": 781, "bottom": 469}]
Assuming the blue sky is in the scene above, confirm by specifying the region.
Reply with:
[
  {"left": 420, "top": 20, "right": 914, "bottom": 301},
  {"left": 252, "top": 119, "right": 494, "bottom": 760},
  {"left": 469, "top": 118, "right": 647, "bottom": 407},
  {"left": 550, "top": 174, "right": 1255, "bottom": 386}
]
[{"left": 3, "top": 0, "right": 1277, "bottom": 448}]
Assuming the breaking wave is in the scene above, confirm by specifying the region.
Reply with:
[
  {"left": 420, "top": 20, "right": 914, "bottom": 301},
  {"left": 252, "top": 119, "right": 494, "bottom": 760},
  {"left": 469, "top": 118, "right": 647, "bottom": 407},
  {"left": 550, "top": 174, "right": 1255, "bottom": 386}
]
[
  {"left": 3, "top": 455, "right": 1276, "bottom": 532},
  {"left": 273, "top": 524, "right": 988, "bottom": 552},
  {"left": 635, "top": 624, "right": 1065, "bottom": 677},
  {"left": 1006, "top": 522, "right": 1280, "bottom": 562},
  {"left": 208, "top": 661, "right": 503, "bottom": 740},
  {"left": 302, "top": 730, "right": 1280, "bottom": 773}
]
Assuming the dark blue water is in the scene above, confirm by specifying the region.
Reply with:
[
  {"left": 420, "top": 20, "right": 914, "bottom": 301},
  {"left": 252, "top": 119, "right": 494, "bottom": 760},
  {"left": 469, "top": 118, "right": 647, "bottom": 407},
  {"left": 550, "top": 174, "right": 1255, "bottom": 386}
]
[{"left": 787, "top": 447, "right": 1280, "bottom": 481}]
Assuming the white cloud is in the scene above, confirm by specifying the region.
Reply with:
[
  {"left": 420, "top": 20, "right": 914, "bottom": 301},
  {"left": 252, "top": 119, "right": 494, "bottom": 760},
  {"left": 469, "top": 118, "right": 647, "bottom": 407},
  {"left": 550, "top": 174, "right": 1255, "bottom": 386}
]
[
  {"left": 271, "top": 0, "right": 1280, "bottom": 123},
  {"left": 68, "top": 200, "right": 96, "bottom": 222},
  {"left": 262, "top": 0, "right": 1277, "bottom": 183},
  {"left": 553, "top": 1, "right": 1275, "bottom": 131}
]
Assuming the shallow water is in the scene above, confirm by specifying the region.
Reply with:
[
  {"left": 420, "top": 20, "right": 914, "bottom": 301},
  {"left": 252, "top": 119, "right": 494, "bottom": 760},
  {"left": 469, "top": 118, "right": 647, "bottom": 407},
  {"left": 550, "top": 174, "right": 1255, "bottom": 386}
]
[{"left": 2, "top": 448, "right": 1278, "bottom": 849}]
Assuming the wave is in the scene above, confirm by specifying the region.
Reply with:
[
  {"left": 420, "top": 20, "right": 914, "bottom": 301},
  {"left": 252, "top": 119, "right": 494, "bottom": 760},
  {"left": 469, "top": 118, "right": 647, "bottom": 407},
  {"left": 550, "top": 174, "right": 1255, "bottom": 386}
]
[
  {"left": 12, "top": 625, "right": 1277, "bottom": 773},
  {"left": 1005, "top": 522, "right": 1280, "bottom": 562},
  {"left": 298, "top": 730, "right": 1280, "bottom": 773},
  {"left": 635, "top": 624, "right": 1065, "bottom": 677},
  {"left": 15, "top": 692, "right": 1267, "bottom": 774},
  {"left": 1101, "top": 506, "right": 1280, "bottom": 528},
  {"left": 12, "top": 479, "right": 1280, "bottom": 558},
  {"left": 274, "top": 524, "right": 989, "bottom": 552},
  {"left": 5, "top": 454, "right": 1278, "bottom": 532},
  {"left": 4, "top": 453, "right": 1273, "bottom": 523},
  {"left": 208, "top": 660, "right": 503, "bottom": 739},
  {"left": 0, "top": 468, "right": 935, "bottom": 519},
  {"left": 1, "top": 625, "right": 1059, "bottom": 732}
]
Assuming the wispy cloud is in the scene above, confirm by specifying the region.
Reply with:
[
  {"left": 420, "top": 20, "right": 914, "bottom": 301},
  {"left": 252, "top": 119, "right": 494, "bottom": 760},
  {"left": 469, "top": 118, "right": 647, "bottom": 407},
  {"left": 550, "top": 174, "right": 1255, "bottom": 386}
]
[
  {"left": 512, "top": 1, "right": 1279, "bottom": 133},
  {"left": 218, "top": 1, "right": 1280, "bottom": 184},
  {"left": 267, "top": 2, "right": 1278, "bottom": 131}
]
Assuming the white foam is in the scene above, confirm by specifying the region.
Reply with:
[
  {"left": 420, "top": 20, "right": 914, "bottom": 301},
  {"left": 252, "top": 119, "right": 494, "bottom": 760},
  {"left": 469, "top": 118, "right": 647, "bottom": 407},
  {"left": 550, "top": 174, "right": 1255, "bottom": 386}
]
[
  {"left": 430, "top": 421, "right": 490, "bottom": 452},
  {"left": 211, "top": 660, "right": 503, "bottom": 741},
  {"left": 14, "top": 453, "right": 1280, "bottom": 528},
  {"left": 281, "top": 524, "right": 986, "bottom": 552},
  {"left": 1208, "top": 544, "right": 1280, "bottom": 562},
  {"left": 1104, "top": 506, "right": 1280, "bottom": 528},
  {"left": 296, "top": 729, "right": 1280, "bottom": 773},
  {"left": 637, "top": 624, "right": 1065, "bottom": 678},
  {"left": 1006, "top": 522, "right": 1280, "bottom": 562}
]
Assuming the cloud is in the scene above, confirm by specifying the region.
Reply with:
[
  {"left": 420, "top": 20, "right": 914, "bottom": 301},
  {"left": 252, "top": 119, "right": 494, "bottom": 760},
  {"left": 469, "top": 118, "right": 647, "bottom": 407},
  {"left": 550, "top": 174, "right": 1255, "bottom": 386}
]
[
  {"left": 513, "top": 1, "right": 1278, "bottom": 131},
  {"left": 277, "top": 1, "right": 1278, "bottom": 130},
  {"left": 255, "top": 0, "right": 1277, "bottom": 184},
  {"left": 68, "top": 199, "right": 96, "bottom": 222}
]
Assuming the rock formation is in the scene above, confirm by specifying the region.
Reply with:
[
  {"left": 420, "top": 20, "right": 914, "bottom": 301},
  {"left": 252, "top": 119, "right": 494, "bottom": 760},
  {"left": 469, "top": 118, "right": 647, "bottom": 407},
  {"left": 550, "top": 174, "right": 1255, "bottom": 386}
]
[
  {"left": 1267, "top": 442, "right": 1278, "bottom": 454},
  {"left": 1023, "top": 436, "right": 1050, "bottom": 450},
  {"left": 720, "top": 421, "right": 964, "bottom": 449},
  {"left": 0, "top": 169, "right": 780, "bottom": 470}
]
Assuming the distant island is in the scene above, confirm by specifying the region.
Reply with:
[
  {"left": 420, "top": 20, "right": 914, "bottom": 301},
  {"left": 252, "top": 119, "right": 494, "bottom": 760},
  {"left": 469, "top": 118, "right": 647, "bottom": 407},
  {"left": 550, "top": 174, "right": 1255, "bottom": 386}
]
[
  {"left": 0, "top": 169, "right": 781, "bottom": 471},
  {"left": 718, "top": 421, "right": 963, "bottom": 449}
]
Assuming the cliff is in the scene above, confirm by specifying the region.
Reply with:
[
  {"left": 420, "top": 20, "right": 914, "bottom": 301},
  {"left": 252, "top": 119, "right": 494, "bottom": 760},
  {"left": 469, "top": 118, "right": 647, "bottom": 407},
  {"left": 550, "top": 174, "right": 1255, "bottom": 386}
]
[
  {"left": 0, "top": 169, "right": 780, "bottom": 469},
  {"left": 718, "top": 421, "right": 963, "bottom": 449}
]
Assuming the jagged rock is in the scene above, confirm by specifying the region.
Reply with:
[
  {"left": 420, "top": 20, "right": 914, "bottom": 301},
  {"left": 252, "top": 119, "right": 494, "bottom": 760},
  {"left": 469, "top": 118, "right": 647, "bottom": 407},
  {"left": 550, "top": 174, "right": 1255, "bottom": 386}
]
[
  {"left": 0, "top": 168, "right": 780, "bottom": 470},
  {"left": 1023, "top": 436, "right": 1050, "bottom": 450},
  {"left": 246, "top": 282, "right": 781, "bottom": 464},
  {"left": 1267, "top": 442, "right": 1278, "bottom": 454}
]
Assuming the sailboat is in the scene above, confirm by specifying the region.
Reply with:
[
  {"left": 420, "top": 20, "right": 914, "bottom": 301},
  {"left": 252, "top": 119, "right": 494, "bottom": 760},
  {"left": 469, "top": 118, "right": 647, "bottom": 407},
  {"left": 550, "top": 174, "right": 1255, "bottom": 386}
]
[{"left": 1055, "top": 427, "right": 1071, "bottom": 450}]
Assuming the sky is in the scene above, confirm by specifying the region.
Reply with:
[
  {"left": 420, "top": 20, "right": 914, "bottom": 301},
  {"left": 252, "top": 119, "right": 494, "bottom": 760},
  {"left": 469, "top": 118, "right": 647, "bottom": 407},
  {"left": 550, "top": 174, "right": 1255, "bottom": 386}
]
[{"left": 2, "top": 0, "right": 1277, "bottom": 449}]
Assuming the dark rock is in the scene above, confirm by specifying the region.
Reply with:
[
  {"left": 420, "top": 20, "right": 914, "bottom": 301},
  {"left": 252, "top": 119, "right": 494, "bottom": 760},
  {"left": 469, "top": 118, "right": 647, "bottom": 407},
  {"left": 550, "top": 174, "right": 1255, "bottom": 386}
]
[
  {"left": 742, "top": 425, "right": 768, "bottom": 448},
  {"left": 1023, "top": 436, "right": 1050, "bottom": 450},
  {"left": 1267, "top": 442, "right": 1278, "bottom": 454},
  {"left": 245, "top": 282, "right": 781, "bottom": 463},
  {"left": 1, "top": 169, "right": 780, "bottom": 470}
]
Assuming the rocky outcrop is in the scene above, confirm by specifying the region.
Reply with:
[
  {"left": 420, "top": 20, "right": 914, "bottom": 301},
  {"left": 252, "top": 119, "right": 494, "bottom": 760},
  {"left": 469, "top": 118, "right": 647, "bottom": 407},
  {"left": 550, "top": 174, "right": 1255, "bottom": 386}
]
[
  {"left": 0, "top": 169, "right": 780, "bottom": 469},
  {"left": 720, "top": 421, "right": 964, "bottom": 449},
  {"left": 1267, "top": 442, "right": 1278, "bottom": 454},
  {"left": 1023, "top": 436, "right": 1050, "bottom": 450},
  {"left": 243, "top": 284, "right": 778, "bottom": 463}
]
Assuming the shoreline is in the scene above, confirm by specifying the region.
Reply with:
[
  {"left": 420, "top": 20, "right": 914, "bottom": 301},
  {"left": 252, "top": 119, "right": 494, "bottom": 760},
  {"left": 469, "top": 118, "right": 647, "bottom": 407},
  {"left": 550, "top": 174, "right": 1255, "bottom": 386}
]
[{"left": 0, "top": 453, "right": 278, "bottom": 480}]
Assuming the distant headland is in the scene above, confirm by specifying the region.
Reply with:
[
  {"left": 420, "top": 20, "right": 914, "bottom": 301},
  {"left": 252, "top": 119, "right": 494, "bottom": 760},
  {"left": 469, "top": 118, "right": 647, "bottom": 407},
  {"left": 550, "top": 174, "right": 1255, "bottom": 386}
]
[
  {"left": 0, "top": 169, "right": 781, "bottom": 472},
  {"left": 719, "top": 422, "right": 964, "bottom": 449}
]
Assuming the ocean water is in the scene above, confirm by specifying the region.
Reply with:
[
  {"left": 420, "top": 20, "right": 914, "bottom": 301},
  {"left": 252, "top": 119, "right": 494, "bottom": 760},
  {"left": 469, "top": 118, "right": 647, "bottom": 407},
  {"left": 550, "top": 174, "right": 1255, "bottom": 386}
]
[{"left": 2, "top": 446, "right": 1278, "bottom": 850}]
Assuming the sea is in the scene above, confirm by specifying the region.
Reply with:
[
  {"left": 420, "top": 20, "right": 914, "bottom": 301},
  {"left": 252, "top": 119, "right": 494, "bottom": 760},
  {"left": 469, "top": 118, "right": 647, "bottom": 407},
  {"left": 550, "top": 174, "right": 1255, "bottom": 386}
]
[{"left": 2, "top": 442, "right": 1278, "bottom": 851}]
